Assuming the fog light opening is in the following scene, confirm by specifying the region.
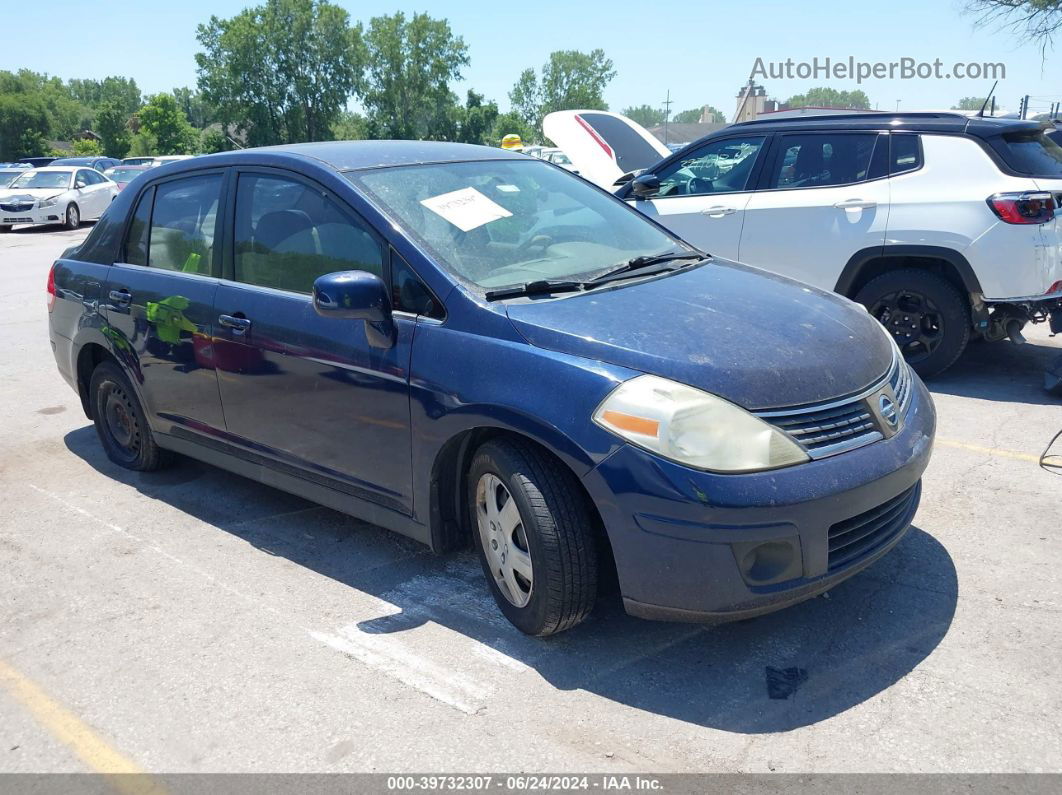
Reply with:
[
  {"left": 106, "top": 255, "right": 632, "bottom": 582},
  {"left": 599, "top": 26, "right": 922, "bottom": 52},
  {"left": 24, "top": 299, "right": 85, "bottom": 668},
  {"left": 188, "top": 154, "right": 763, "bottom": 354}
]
[{"left": 740, "top": 541, "right": 797, "bottom": 585}]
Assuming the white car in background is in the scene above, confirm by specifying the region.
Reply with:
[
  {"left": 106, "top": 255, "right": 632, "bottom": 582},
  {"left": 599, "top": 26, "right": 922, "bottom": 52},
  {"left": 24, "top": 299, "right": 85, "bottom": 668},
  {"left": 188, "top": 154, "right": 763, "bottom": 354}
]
[
  {"left": 539, "top": 147, "right": 579, "bottom": 172},
  {"left": 151, "top": 155, "right": 195, "bottom": 167},
  {"left": 0, "top": 167, "right": 118, "bottom": 231}
]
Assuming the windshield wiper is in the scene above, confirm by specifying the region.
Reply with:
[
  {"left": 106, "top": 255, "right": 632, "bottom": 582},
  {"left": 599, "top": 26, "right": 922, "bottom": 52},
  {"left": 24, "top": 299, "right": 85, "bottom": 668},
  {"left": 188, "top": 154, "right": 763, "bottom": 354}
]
[
  {"left": 584, "top": 251, "right": 707, "bottom": 286},
  {"left": 484, "top": 279, "right": 585, "bottom": 301}
]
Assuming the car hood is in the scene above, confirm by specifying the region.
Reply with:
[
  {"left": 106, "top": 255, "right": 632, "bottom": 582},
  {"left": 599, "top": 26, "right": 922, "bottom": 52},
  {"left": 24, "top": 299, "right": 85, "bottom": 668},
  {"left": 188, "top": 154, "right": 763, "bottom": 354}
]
[
  {"left": 542, "top": 110, "right": 670, "bottom": 189},
  {"left": 505, "top": 259, "right": 894, "bottom": 410},
  {"left": 0, "top": 188, "right": 67, "bottom": 200}
]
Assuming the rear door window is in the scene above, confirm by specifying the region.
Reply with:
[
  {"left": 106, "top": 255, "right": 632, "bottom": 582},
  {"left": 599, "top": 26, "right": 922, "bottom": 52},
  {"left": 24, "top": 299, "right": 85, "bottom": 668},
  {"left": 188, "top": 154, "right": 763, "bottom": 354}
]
[
  {"left": 233, "top": 173, "right": 384, "bottom": 294},
  {"left": 122, "top": 186, "right": 154, "bottom": 266},
  {"left": 148, "top": 174, "right": 222, "bottom": 276},
  {"left": 995, "top": 128, "right": 1062, "bottom": 177},
  {"left": 768, "top": 133, "right": 879, "bottom": 189}
]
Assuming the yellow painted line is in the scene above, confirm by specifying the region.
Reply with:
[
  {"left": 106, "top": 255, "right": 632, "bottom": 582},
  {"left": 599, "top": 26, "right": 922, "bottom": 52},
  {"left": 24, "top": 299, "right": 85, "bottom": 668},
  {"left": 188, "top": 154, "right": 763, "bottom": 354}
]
[
  {"left": 0, "top": 658, "right": 165, "bottom": 795},
  {"left": 937, "top": 438, "right": 1041, "bottom": 464}
]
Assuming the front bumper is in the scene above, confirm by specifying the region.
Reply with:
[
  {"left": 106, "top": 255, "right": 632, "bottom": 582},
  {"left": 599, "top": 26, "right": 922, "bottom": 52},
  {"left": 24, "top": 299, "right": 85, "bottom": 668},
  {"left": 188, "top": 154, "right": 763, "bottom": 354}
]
[
  {"left": 581, "top": 374, "right": 936, "bottom": 621},
  {"left": 1, "top": 206, "right": 63, "bottom": 226}
]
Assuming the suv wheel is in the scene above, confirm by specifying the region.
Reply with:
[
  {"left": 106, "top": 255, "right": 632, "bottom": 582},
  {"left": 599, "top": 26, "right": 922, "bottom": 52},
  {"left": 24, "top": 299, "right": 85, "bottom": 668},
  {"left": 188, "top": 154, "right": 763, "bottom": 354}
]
[
  {"left": 89, "top": 360, "right": 171, "bottom": 471},
  {"left": 64, "top": 203, "right": 80, "bottom": 230},
  {"left": 468, "top": 439, "right": 597, "bottom": 636},
  {"left": 856, "top": 268, "right": 971, "bottom": 377}
]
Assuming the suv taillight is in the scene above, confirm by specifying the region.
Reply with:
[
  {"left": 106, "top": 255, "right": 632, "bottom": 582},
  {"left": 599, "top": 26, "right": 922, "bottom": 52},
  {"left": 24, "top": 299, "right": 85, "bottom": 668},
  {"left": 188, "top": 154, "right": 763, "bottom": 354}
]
[
  {"left": 987, "top": 192, "right": 1056, "bottom": 224},
  {"left": 46, "top": 263, "right": 57, "bottom": 312}
]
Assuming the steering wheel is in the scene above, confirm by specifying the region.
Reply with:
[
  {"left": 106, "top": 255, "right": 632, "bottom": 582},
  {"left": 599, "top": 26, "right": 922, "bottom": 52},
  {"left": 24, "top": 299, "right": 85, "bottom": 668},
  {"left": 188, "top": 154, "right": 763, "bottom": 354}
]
[
  {"left": 515, "top": 233, "right": 553, "bottom": 255},
  {"left": 685, "top": 177, "right": 713, "bottom": 195}
]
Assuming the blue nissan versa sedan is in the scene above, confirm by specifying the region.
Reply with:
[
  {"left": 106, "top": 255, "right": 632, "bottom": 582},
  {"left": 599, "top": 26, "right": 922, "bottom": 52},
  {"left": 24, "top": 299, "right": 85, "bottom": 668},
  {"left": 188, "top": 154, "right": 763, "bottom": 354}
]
[{"left": 47, "top": 142, "right": 935, "bottom": 636}]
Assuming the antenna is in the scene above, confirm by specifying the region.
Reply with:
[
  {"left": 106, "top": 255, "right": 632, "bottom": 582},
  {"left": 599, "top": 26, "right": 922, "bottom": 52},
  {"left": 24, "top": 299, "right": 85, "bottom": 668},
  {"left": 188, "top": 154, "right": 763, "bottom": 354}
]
[{"left": 978, "top": 81, "right": 999, "bottom": 117}]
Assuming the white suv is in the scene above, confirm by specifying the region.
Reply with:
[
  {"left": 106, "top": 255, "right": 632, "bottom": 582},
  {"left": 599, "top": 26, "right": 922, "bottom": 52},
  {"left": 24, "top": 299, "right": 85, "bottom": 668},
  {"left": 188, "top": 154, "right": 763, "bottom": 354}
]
[{"left": 545, "top": 111, "right": 1062, "bottom": 376}]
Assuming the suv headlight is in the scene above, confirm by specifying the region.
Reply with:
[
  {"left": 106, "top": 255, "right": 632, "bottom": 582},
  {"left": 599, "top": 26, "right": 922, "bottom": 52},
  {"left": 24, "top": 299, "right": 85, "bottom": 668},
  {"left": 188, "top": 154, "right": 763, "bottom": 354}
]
[
  {"left": 593, "top": 375, "right": 809, "bottom": 473},
  {"left": 38, "top": 195, "right": 60, "bottom": 208}
]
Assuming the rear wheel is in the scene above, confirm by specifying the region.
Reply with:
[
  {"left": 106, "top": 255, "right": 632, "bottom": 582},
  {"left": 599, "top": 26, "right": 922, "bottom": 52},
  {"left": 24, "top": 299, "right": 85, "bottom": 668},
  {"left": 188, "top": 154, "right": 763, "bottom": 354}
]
[
  {"left": 89, "top": 361, "right": 171, "bottom": 471},
  {"left": 856, "top": 268, "right": 970, "bottom": 377},
  {"left": 64, "top": 203, "right": 80, "bottom": 230},
  {"left": 468, "top": 439, "right": 597, "bottom": 636}
]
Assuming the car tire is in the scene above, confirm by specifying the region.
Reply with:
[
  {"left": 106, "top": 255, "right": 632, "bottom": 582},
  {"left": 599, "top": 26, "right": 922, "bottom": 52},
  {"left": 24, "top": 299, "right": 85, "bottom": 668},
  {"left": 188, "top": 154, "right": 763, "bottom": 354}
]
[
  {"left": 89, "top": 360, "right": 171, "bottom": 471},
  {"left": 856, "top": 268, "right": 970, "bottom": 377},
  {"left": 0, "top": 225, "right": 9, "bottom": 233},
  {"left": 468, "top": 438, "right": 597, "bottom": 636},
  {"left": 64, "top": 203, "right": 80, "bottom": 230}
]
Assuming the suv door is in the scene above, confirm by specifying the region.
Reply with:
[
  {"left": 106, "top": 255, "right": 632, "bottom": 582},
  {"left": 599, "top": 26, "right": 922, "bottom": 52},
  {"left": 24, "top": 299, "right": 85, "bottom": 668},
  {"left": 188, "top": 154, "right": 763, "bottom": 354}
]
[
  {"left": 628, "top": 135, "right": 768, "bottom": 260},
  {"left": 739, "top": 131, "right": 890, "bottom": 290},
  {"left": 212, "top": 169, "right": 416, "bottom": 515},
  {"left": 102, "top": 171, "right": 227, "bottom": 435}
]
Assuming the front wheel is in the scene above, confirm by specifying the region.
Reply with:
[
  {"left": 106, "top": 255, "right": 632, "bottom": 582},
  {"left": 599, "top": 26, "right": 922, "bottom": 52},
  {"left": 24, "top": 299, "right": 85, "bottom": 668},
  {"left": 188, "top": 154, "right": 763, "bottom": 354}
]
[
  {"left": 64, "top": 203, "right": 80, "bottom": 230},
  {"left": 468, "top": 439, "right": 598, "bottom": 636},
  {"left": 855, "top": 268, "right": 971, "bottom": 377}
]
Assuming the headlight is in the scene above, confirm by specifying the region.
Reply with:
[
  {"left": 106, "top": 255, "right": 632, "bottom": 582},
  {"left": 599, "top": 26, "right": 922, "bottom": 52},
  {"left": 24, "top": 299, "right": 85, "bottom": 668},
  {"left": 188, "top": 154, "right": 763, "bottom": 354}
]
[
  {"left": 592, "top": 375, "right": 809, "bottom": 473},
  {"left": 39, "top": 195, "right": 60, "bottom": 208}
]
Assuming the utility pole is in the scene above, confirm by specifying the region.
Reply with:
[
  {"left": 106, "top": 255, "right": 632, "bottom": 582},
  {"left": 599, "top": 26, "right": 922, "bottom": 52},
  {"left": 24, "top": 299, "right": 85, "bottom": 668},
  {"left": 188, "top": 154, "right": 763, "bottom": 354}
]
[
  {"left": 662, "top": 90, "right": 673, "bottom": 146},
  {"left": 1020, "top": 95, "right": 1029, "bottom": 120},
  {"left": 895, "top": 100, "right": 901, "bottom": 112}
]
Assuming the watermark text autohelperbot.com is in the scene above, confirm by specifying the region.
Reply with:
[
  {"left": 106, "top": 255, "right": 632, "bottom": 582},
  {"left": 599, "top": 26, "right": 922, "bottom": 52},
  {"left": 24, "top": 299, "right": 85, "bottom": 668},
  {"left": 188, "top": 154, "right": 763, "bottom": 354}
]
[{"left": 751, "top": 57, "right": 1005, "bottom": 83}]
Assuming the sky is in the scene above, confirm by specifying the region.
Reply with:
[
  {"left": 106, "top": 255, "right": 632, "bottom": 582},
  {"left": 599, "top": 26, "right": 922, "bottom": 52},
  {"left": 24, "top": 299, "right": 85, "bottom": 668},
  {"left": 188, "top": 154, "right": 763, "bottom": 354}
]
[{"left": 5, "top": 0, "right": 1061, "bottom": 120}]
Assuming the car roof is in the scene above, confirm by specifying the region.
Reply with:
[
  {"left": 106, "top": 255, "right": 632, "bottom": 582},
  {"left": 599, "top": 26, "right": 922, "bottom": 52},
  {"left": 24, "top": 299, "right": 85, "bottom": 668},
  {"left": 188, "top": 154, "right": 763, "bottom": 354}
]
[
  {"left": 26, "top": 166, "right": 78, "bottom": 172},
  {"left": 204, "top": 140, "right": 525, "bottom": 172},
  {"left": 729, "top": 111, "right": 1043, "bottom": 138}
]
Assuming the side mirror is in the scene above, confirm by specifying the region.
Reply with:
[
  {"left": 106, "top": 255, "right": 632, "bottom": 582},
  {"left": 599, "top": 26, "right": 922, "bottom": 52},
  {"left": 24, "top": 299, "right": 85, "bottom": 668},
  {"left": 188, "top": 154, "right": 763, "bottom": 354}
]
[
  {"left": 630, "top": 173, "right": 661, "bottom": 199},
  {"left": 313, "top": 270, "right": 395, "bottom": 348},
  {"left": 74, "top": 181, "right": 86, "bottom": 190}
]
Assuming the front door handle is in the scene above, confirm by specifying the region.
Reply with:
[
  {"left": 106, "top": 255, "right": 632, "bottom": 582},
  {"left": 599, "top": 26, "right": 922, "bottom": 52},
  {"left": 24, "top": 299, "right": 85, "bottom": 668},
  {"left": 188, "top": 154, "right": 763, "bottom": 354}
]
[
  {"left": 701, "top": 205, "right": 737, "bottom": 217},
  {"left": 834, "top": 198, "right": 877, "bottom": 209},
  {"left": 218, "top": 314, "right": 252, "bottom": 333},
  {"left": 108, "top": 288, "right": 131, "bottom": 307}
]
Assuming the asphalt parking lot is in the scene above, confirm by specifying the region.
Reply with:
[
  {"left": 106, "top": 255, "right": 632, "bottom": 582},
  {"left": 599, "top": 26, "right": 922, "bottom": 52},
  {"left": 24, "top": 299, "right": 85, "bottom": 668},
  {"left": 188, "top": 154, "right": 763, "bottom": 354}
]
[{"left": 2, "top": 225, "right": 1061, "bottom": 775}]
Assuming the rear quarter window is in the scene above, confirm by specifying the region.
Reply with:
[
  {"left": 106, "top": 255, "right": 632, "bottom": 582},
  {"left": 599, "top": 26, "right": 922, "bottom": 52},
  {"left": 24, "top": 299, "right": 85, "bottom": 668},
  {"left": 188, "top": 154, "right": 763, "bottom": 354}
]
[{"left": 993, "top": 128, "right": 1062, "bottom": 177}]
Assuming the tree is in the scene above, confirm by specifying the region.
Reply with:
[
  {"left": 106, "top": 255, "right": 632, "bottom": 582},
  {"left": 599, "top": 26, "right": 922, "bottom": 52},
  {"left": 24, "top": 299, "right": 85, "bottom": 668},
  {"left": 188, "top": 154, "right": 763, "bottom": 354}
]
[
  {"left": 953, "top": 96, "right": 989, "bottom": 111},
  {"left": 785, "top": 87, "right": 870, "bottom": 110},
  {"left": 67, "top": 76, "right": 141, "bottom": 117},
  {"left": 138, "top": 94, "right": 198, "bottom": 154},
  {"left": 0, "top": 93, "right": 50, "bottom": 160},
  {"left": 967, "top": 0, "right": 1062, "bottom": 52},
  {"left": 673, "top": 105, "right": 723, "bottom": 124},
  {"left": 172, "top": 87, "right": 216, "bottom": 129},
  {"left": 623, "top": 104, "right": 665, "bottom": 127},
  {"left": 0, "top": 69, "right": 85, "bottom": 140},
  {"left": 362, "top": 11, "right": 469, "bottom": 140},
  {"left": 70, "top": 138, "right": 104, "bottom": 156},
  {"left": 510, "top": 50, "right": 616, "bottom": 136},
  {"left": 455, "top": 90, "right": 499, "bottom": 145},
  {"left": 196, "top": 0, "right": 365, "bottom": 146},
  {"left": 491, "top": 111, "right": 535, "bottom": 147},
  {"left": 127, "top": 131, "right": 158, "bottom": 157},
  {"left": 331, "top": 111, "right": 367, "bottom": 141},
  {"left": 96, "top": 100, "right": 131, "bottom": 158}
]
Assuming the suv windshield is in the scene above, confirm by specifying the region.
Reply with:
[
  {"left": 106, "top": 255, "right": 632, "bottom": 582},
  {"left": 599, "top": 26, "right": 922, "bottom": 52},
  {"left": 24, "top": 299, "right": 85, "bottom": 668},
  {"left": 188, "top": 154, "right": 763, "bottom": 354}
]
[
  {"left": 349, "top": 159, "right": 683, "bottom": 289},
  {"left": 996, "top": 128, "right": 1062, "bottom": 177},
  {"left": 9, "top": 171, "right": 71, "bottom": 189}
]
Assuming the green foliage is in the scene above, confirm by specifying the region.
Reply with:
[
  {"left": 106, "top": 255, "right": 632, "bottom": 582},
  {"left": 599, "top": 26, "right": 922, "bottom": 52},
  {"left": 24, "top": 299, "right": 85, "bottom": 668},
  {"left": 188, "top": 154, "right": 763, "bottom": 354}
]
[
  {"left": 71, "top": 138, "right": 104, "bottom": 156},
  {"left": 0, "top": 69, "right": 86, "bottom": 140},
  {"left": 672, "top": 105, "right": 723, "bottom": 124},
  {"left": 196, "top": 0, "right": 365, "bottom": 145},
  {"left": 953, "top": 96, "right": 988, "bottom": 111},
  {"left": 784, "top": 87, "right": 871, "bottom": 110},
  {"left": 128, "top": 131, "right": 158, "bottom": 157},
  {"left": 331, "top": 111, "right": 367, "bottom": 141},
  {"left": 454, "top": 90, "right": 499, "bottom": 145},
  {"left": 67, "top": 76, "right": 141, "bottom": 117},
  {"left": 173, "top": 86, "right": 216, "bottom": 129},
  {"left": 510, "top": 50, "right": 616, "bottom": 135},
  {"left": 199, "top": 127, "right": 232, "bottom": 153},
  {"left": 138, "top": 94, "right": 198, "bottom": 154},
  {"left": 491, "top": 111, "right": 535, "bottom": 147},
  {"left": 0, "top": 92, "right": 51, "bottom": 159},
  {"left": 622, "top": 105, "right": 665, "bottom": 127},
  {"left": 96, "top": 101, "right": 131, "bottom": 158},
  {"left": 362, "top": 11, "right": 469, "bottom": 140}
]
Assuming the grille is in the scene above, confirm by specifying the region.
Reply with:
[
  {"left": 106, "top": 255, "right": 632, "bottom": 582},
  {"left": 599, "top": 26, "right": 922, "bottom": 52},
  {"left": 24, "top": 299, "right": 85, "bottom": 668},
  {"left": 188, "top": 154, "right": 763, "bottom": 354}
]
[
  {"left": 1, "top": 202, "right": 32, "bottom": 212},
  {"left": 756, "top": 348, "right": 912, "bottom": 459},
  {"left": 828, "top": 482, "right": 920, "bottom": 571}
]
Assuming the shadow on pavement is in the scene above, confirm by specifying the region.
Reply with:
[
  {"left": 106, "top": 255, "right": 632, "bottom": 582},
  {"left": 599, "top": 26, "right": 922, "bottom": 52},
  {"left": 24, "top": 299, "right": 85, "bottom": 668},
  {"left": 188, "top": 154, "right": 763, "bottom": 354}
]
[
  {"left": 927, "top": 337, "right": 1060, "bottom": 405},
  {"left": 65, "top": 425, "right": 957, "bottom": 733}
]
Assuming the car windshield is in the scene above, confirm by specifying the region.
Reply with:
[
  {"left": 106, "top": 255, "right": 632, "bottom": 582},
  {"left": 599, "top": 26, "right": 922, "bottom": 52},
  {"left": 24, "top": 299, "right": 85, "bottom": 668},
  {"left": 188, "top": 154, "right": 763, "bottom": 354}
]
[
  {"left": 349, "top": 159, "right": 684, "bottom": 289},
  {"left": 9, "top": 171, "right": 71, "bottom": 189},
  {"left": 105, "top": 168, "right": 142, "bottom": 182},
  {"left": 997, "top": 128, "right": 1062, "bottom": 177}
]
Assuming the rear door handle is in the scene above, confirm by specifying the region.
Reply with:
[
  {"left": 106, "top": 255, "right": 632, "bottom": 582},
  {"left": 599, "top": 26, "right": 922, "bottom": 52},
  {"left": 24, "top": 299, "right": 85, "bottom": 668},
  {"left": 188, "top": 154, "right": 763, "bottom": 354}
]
[
  {"left": 701, "top": 205, "right": 737, "bottom": 217},
  {"left": 218, "top": 314, "right": 252, "bottom": 333},
  {"left": 834, "top": 199, "right": 876, "bottom": 209},
  {"left": 108, "top": 289, "right": 131, "bottom": 307}
]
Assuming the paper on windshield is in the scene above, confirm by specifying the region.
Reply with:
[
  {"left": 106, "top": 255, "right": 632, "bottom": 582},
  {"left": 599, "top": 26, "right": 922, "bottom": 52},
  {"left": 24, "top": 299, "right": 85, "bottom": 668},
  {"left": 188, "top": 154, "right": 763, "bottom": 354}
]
[{"left": 420, "top": 187, "right": 512, "bottom": 232}]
